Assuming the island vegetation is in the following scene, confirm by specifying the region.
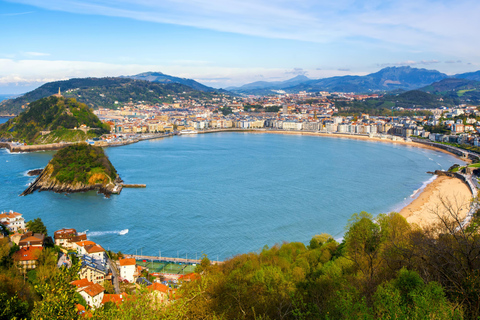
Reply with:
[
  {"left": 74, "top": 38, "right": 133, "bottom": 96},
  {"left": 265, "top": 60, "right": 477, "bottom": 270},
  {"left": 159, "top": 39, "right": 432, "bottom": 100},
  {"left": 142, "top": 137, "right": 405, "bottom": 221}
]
[
  {"left": 21, "top": 143, "right": 120, "bottom": 196},
  {"left": 0, "top": 96, "right": 109, "bottom": 144}
]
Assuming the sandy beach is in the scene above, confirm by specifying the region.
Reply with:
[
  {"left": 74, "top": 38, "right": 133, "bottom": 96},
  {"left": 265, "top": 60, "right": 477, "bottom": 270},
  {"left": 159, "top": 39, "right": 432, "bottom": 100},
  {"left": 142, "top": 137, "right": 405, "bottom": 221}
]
[{"left": 399, "top": 175, "right": 473, "bottom": 228}]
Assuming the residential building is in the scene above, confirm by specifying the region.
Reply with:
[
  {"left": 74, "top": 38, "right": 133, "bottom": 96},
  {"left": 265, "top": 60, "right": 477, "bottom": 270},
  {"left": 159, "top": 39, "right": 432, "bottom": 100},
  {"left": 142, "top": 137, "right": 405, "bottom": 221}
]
[
  {"left": 71, "top": 279, "right": 105, "bottom": 310},
  {"left": 13, "top": 246, "right": 43, "bottom": 272},
  {"left": 79, "top": 255, "right": 108, "bottom": 284},
  {"left": 18, "top": 232, "right": 45, "bottom": 249},
  {"left": 0, "top": 210, "right": 25, "bottom": 232},
  {"left": 119, "top": 258, "right": 137, "bottom": 283}
]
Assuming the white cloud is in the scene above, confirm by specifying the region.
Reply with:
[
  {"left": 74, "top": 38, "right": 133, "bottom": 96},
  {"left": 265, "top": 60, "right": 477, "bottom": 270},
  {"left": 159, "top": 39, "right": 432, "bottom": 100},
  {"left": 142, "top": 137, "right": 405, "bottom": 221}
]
[
  {"left": 0, "top": 58, "right": 368, "bottom": 90},
  {"left": 8, "top": 0, "right": 480, "bottom": 57},
  {"left": 22, "top": 52, "right": 50, "bottom": 57}
]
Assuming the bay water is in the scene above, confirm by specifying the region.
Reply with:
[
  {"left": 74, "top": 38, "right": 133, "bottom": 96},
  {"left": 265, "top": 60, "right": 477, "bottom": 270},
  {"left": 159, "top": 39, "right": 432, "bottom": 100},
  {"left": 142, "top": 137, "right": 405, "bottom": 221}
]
[{"left": 0, "top": 120, "right": 461, "bottom": 260}]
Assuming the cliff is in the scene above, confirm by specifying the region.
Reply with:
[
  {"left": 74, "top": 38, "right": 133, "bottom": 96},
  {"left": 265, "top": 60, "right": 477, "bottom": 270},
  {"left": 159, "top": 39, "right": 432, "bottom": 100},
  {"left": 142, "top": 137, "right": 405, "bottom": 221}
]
[{"left": 21, "top": 143, "right": 122, "bottom": 196}]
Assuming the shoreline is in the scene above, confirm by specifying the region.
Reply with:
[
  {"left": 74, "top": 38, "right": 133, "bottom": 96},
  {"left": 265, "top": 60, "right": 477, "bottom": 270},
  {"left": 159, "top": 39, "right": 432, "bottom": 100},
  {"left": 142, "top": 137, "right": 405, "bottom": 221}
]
[
  {"left": 398, "top": 175, "right": 473, "bottom": 228},
  {"left": 2, "top": 128, "right": 475, "bottom": 227}
]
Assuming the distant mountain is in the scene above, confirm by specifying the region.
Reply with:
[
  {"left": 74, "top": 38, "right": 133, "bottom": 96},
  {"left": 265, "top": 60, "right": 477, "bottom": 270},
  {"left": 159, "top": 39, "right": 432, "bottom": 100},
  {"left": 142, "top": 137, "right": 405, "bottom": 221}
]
[
  {"left": 420, "top": 78, "right": 480, "bottom": 103},
  {"left": 288, "top": 67, "right": 448, "bottom": 93},
  {"left": 421, "top": 78, "right": 480, "bottom": 93},
  {"left": 229, "top": 67, "right": 450, "bottom": 95},
  {"left": 0, "top": 77, "right": 227, "bottom": 115},
  {"left": 124, "top": 71, "right": 216, "bottom": 92},
  {"left": 454, "top": 70, "right": 480, "bottom": 82},
  {"left": 228, "top": 75, "right": 311, "bottom": 92}
]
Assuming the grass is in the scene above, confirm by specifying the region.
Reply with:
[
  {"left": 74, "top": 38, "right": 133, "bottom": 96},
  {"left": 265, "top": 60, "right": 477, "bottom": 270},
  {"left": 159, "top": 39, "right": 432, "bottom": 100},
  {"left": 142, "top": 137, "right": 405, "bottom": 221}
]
[
  {"left": 457, "top": 89, "right": 476, "bottom": 97},
  {"left": 468, "top": 163, "right": 480, "bottom": 168},
  {"left": 36, "top": 128, "right": 97, "bottom": 144}
]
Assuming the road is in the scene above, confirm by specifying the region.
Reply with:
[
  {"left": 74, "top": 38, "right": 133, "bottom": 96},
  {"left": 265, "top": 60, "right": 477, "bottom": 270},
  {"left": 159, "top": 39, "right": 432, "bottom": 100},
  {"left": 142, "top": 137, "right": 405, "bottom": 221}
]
[{"left": 107, "top": 258, "right": 121, "bottom": 294}]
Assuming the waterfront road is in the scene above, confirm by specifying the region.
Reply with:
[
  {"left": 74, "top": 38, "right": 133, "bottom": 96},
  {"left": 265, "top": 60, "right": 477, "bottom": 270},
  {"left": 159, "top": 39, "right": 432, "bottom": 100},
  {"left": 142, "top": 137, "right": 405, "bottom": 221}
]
[{"left": 125, "top": 254, "right": 223, "bottom": 265}]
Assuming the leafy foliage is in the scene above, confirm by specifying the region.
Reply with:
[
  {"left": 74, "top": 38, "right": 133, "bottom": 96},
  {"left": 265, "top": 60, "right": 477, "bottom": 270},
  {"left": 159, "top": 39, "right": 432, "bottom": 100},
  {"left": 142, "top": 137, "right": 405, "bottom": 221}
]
[
  {"left": 26, "top": 218, "right": 48, "bottom": 236},
  {"left": 0, "top": 77, "right": 229, "bottom": 115},
  {"left": 0, "top": 96, "right": 109, "bottom": 143},
  {"left": 49, "top": 143, "right": 117, "bottom": 185}
]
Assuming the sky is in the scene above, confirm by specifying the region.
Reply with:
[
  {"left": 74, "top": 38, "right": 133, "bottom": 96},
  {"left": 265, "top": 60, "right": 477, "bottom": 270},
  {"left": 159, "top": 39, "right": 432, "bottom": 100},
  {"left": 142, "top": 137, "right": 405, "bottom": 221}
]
[{"left": 1, "top": 0, "right": 480, "bottom": 94}]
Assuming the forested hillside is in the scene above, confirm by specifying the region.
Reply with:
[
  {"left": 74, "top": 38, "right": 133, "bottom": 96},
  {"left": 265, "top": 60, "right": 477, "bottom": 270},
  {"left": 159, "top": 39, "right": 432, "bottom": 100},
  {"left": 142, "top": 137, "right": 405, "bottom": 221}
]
[
  {"left": 0, "top": 96, "right": 109, "bottom": 144},
  {"left": 0, "top": 77, "right": 228, "bottom": 115}
]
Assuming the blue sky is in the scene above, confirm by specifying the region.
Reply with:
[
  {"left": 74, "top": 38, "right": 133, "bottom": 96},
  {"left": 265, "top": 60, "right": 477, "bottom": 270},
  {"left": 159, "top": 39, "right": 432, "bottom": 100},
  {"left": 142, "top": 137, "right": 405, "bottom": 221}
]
[{"left": 1, "top": 0, "right": 479, "bottom": 93}]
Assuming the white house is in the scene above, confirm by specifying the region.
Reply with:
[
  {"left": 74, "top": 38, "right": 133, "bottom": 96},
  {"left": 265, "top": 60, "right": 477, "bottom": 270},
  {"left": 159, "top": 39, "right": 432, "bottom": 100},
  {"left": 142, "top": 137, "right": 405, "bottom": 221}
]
[
  {"left": 0, "top": 210, "right": 25, "bottom": 232},
  {"left": 75, "top": 240, "right": 107, "bottom": 264},
  {"left": 71, "top": 279, "right": 105, "bottom": 309},
  {"left": 119, "top": 258, "right": 137, "bottom": 283}
]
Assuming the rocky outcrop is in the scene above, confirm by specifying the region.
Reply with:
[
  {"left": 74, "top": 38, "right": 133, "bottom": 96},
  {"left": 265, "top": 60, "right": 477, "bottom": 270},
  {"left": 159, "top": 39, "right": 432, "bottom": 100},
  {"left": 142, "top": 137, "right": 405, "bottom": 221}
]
[
  {"left": 21, "top": 164, "right": 122, "bottom": 197},
  {"left": 27, "top": 169, "right": 43, "bottom": 176}
]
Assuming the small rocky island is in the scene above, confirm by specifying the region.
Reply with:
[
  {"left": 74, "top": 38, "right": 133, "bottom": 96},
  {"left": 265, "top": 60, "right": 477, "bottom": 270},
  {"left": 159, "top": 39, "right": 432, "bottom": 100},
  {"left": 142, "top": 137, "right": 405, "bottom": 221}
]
[{"left": 21, "top": 143, "right": 123, "bottom": 196}]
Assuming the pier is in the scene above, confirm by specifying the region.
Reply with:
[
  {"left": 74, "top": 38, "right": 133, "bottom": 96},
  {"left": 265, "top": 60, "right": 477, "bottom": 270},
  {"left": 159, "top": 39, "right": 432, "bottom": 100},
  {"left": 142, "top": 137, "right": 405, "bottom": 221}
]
[
  {"left": 121, "top": 184, "right": 146, "bottom": 188},
  {"left": 124, "top": 254, "right": 223, "bottom": 265}
]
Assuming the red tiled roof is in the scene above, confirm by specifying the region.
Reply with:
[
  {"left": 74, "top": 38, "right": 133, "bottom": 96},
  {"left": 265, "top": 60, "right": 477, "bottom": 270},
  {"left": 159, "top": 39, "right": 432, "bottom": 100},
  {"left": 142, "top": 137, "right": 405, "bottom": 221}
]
[
  {"left": 119, "top": 258, "right": 136, "bottom": 266},
  {"left": 102, "top": 293, "right": 126, "bottom": 305},
  {"left": 148, "top": 282, "right": 169, "bottom": 294},
  {"left": 85, "top": 244, "right": 105, "bottom": 254},
  {"left": 179, "top": 273, "right": 200, "bottom": 281},
  {"left": 83, "top": 283, "right": 104, "bottom": 297},
  {"left": 54, "top": 228, "right": 77, "bottom": 239},
  {"left": 12, "top": 247, "right": 42, "bottom": 261},
  {"left": 71, "top": 278, "right": 92, "bottom": 289},
  {"left": 76, "top": 240, "right": 96, "bottom": 247}
]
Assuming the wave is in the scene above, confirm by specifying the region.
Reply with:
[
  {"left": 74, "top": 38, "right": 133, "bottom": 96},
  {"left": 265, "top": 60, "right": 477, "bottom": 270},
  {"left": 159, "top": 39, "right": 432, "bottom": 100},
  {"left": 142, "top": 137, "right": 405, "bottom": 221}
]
[
  {"left": 410, "top": 175, "right": 437, "bottom": 199},
  {"left": 88, "top": 229, "right": 128, "bottom": 237}
]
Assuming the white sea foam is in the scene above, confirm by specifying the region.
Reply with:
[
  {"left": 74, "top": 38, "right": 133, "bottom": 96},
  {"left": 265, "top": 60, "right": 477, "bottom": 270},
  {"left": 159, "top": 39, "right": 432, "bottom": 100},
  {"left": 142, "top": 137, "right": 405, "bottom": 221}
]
[
  {"left": 409, "top": 175, "right": 437, "bottom": 199},
  {"left": 88, "top": 229, "right": 128, "bottom": 237}
]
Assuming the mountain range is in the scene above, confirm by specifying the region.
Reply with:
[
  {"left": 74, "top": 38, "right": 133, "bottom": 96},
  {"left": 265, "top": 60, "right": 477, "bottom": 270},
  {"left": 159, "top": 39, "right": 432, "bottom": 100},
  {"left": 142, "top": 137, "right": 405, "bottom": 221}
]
[
  {"left": 2, "top": 67, "right": 480, "bottom": 115},
  {"left": 228, "top": 67, "right": 480, "bottom": 95}
]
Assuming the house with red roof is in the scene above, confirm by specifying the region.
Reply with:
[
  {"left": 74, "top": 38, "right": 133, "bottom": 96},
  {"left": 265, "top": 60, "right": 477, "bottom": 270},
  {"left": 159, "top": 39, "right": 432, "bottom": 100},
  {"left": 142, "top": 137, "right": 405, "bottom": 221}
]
[
  {"left": 179, "top": 273, "right": 201, "bottom": 282},
  {"left": 76, "top": 240, "right": 106, "bottom": 264},
  {"left": 0, "top": 210, "right": 25, "bottom": 232},
  {"left": 147, "top": 282, "right": 172, "bottom": 305},
  {"left": 119, "top": 258, "right": 137, "bottom": 283},
  {"left": 101, "top": 293, "right": 127, "bottom": 305},
  {"left": 18, "top": 231, "right": 45, "bottom": 249},
  {"left": 54, "top": 228, "right": 87, "bottom": 249},
  {"left": 13, "top": 246, "right": 43, "bottom": 272},
  {"left": 71, "top": 279, "right": 105, "bottom": 310}
]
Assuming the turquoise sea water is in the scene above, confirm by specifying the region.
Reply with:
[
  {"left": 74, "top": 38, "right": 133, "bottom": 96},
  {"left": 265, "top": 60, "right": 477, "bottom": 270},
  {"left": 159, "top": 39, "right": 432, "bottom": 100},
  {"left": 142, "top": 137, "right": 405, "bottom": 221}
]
[{"left": 0, "top": 121, "right": 461, "bottom": 260}]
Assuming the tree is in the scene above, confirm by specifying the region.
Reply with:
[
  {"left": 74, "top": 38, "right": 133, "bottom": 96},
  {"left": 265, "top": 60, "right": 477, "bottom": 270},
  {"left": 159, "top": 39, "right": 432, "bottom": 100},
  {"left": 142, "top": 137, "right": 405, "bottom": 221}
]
[
  {"left": 26, "top": 218, "right": 47, "bottom": 236},
  {"left": 344, "top": 211, "right": 383, "bottom": 298},
  {"left": 409, "top": 195, "right": 480, "bottom": 319},
  {"left": 31, "top": 263, "right": 80, "bottom": 320}
]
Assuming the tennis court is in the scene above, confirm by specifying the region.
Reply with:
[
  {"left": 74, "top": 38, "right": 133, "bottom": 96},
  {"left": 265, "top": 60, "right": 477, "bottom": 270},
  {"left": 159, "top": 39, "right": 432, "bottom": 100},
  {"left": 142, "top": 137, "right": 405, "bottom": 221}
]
[{"left": 136, "top": 260, "right": 197, "bottom": 275}]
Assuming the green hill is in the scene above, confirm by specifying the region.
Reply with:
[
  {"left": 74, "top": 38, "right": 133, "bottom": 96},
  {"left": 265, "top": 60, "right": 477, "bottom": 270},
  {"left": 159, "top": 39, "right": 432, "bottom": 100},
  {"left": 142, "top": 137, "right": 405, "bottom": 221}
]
[
  {"left": 0, "top": 77, "right": 229, "bottom": 115},
  {"left": 0, "top": 96, "right": 109, "bottom": 144},
  {"left": 21, "top": 143, "right": 120, "bottom": 196}
]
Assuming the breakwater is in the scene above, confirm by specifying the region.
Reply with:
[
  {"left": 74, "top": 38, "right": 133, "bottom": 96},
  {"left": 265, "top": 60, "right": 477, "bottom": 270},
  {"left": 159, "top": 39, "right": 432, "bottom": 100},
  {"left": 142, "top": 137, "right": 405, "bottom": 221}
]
[
  {"left": 125, "top": 254, "right": 223, "bottom": 265},
  {"left": 0, "top": 142, "right": 74, "bottom": 153}
]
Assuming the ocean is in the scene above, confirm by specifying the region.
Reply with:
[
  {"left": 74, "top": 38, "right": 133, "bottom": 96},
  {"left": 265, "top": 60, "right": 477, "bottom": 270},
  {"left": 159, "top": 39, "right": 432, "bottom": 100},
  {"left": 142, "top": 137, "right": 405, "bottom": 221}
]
[{"left": 0, "top": 124, "right": 461, "bottom": 260}]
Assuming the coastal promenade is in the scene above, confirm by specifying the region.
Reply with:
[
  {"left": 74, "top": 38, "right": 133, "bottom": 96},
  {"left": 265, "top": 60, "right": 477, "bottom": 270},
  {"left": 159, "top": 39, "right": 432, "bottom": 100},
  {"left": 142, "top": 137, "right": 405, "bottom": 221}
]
[
  {"left": 125, "top": 254, "right": 223, "bottom": 265},
  {"left": 0, "top": 132, "right": 173, "bottom": 153}
]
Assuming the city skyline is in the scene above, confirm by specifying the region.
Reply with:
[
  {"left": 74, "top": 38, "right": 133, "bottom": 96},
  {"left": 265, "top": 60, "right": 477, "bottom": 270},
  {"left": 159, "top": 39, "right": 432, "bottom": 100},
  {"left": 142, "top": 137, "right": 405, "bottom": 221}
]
[{"left": 1, "top": 0, "right": 480, "bottom": 94}]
